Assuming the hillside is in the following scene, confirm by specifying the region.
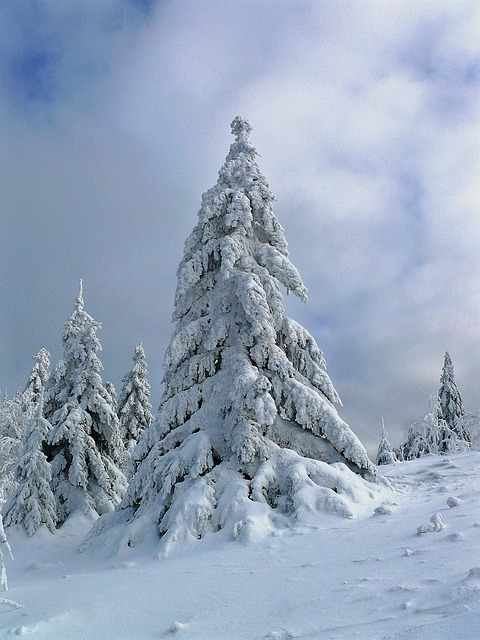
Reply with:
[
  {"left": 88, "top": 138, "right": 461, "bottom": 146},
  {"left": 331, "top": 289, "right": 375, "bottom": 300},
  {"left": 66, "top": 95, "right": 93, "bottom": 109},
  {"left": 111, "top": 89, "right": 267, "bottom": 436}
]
[{"left": 1, "top": 452, "right": 479, "bottom": 639}]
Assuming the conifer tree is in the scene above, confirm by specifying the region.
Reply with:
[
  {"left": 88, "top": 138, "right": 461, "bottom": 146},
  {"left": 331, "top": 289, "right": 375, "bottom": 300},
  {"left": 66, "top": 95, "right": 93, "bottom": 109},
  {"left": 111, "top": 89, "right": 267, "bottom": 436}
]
[
  {"left": 437, "top": 352, "right": 469, "bottom": 449},
  {"left": 3, "top": 393, "right": 58, "bottom": 535},
  {"left": 45, "top": 282, "right": 126, "bottom": 523},
  {"left": 24, "top": 348, "right": 51, "bottom": 406},
  {"left": 0, "top": 392, "right": 25, "bottom": 504},
  {"left": 0, "top": 514, "right": 12, "bottom": 591},
  {"left": 117, "top": 344, "right": 154, "bottom": 459},
  {"left": 376, "top": 418, "right": 397, "bottom": 465},
  {"left": 105, "top": 382, "right": 118, "bottom": 412},
  {"left": 92, "top": 118, "right": 375, "bottom": 553}
]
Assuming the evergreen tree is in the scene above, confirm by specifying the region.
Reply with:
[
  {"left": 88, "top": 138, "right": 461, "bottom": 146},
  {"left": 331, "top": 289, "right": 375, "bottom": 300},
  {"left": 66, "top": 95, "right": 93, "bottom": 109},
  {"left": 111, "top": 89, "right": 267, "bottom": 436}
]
[
  {"left": 3, "top": 394, "right": 57, "bottom": 535},
  {"left": 105, "top": 382, "right": 118, "bottom": 412},
  {"left": 397, "top": 393, "right": 469, "bottom": 461},
  {"left": 117, "top": 344, "right": 154, "bottom": 459},
  {"left": 45, "top": 282, "right": 126, "bottom": 523},
  {"left": 437, "top": 352, "right": 469, "bottom": 449},
  {"left": 93, "top": 118, "right": 375, "bottom": 553},
  {"left": 0, "top": 392, "right": 25, "bottom": 504},
  {"left": 0, "top": 514, "right": 12, "bottom": 591},
  {"left": 24, "top": 348, "right": 51, "bottom": 406},
  {"left": 43, "top": 360, "right": 68, "bottom": 424},
  {"left": 376, "top": 418, "right": 397, "bottom": 465}
]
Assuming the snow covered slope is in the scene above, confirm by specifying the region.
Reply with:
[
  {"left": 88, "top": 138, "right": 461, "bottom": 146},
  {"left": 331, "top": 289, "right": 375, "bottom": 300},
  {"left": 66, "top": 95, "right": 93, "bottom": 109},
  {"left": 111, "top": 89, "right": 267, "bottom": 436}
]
[{"left": 1, "top": 452, "right": 479, "bottom": 639}]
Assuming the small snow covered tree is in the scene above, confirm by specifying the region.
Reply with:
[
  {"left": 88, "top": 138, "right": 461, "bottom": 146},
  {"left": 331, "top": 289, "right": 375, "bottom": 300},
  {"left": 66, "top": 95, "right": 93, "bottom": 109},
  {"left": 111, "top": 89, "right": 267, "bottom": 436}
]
[
  {"left": 0, "top": 514, "right": 12, "bottom": 591},
  {"left": 117, "top": 344, "right": 154, "bottom": 459},
  {"left": 3, "top": 393, "right": 58, "bottom": 535},
  {"left": 397, "top": 392, "right": 469, "bottom": 461},
  {"left": 91, "top": 117, "right": 376, "bottom": 554},
  {"left": 376, "top": 418, "right": 397, "bottom": 466},
  {"left": 0, "top": 350, "right": 51, "bottom": 505},
  {"left": 24, "top": 348, "right": 51, "bottom": 406},
  {"left": 45, "top": 282, "right": 126, "bottom": 523},
  {"left": 0, "top": 392, "right": 26, "bottom": 505},
  {"left": 437, "top": 352, "right": 469, "bottom": 449}
]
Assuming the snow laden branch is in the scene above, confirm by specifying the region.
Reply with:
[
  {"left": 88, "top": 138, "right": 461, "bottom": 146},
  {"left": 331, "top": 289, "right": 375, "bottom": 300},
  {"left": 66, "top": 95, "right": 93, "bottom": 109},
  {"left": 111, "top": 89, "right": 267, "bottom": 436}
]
[{"left": 89, "top": 117, "right": 377, "bottom": 556}]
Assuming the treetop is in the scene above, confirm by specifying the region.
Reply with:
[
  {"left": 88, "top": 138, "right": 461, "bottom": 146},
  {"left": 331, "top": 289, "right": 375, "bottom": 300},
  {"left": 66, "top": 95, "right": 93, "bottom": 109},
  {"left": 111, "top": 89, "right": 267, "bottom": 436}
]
[{"left": 231, "top": 116, "right": 252, "bottom": 143}]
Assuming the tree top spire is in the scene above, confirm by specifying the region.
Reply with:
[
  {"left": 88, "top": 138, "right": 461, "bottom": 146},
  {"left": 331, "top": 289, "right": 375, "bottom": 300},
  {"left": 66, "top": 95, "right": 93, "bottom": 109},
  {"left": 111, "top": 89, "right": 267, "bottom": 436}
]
[
  {"left": 76, "top": 279, "right": 84, "bottom": 311},
  {"left": 231, "top": 116, "right": 252, "bottom": 143}
]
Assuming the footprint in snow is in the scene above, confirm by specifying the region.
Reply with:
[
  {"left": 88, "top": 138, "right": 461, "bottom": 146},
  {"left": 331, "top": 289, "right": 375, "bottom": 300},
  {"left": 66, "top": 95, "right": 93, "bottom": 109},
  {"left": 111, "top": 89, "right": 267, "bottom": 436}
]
[{"left": 447, "top": 532, "right": 465, "bottom": 542}]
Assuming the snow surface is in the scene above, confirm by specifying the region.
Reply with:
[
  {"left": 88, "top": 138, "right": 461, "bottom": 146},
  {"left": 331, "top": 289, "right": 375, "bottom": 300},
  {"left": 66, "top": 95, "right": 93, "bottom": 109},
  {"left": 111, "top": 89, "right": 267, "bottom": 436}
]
[{"left": 1, "top": 452, "right": 479, "bottom": 639}]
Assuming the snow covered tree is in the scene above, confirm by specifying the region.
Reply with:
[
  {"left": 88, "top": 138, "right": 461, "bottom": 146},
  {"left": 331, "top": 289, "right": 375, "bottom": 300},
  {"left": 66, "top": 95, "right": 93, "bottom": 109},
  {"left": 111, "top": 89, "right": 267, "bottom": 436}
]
[
  {"left": 0, "top": 391, "right": 26, "bottom": 505},
  {"left": 0, "top": 350, "right": 51, "bottom": 505},
  {"left": 90, "top": 117, "right": 376, "bottom": 554},
  {"left": 117, "top": 344, "right": 154, "bottom": 459},
  {"left": 44, "top": 281, "right": 126, "bottom": 524},
  {"left": 437, "top": 352, "right": 469, "bottom": 449},
  {"left": 376, "top": 418, "right": 397, "bottom": 465},
  {"left": 0, "top": 514, "right": 12, "bottom": 591},
  {"left": 24, "top": 348, "right": 51, "bottom": 406},
  {"left": 397, "top": 417, "right": 434, "bottom": 461},
  {"left": 43, "top": 360, "right": 68, "bottom": 424},
  {"left": 3, "top": 393, "right": 57, "bottom": 535},
  {"left": 105, "top": 382, "right": 117, "bottom": 412},
  {"left": 397, "top": 393, "right": 469, "bottom": 461}
]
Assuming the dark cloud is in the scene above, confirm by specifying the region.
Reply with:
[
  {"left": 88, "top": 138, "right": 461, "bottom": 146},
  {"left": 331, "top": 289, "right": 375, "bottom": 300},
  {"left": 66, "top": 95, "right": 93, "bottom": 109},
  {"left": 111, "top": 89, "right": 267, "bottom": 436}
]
[{"left": 0, "top": 0, "right": 157, "bottom": 111}]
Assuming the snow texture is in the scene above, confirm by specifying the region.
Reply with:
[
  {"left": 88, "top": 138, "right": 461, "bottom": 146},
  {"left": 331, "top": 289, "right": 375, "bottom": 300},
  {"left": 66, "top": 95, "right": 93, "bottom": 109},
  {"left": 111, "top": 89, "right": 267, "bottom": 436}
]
[
  {"left": 92, "top": 117, "right": 375, "bottom": 555},
  {"left": 0, "top": 452, "right": 479, "bottom": 639}
]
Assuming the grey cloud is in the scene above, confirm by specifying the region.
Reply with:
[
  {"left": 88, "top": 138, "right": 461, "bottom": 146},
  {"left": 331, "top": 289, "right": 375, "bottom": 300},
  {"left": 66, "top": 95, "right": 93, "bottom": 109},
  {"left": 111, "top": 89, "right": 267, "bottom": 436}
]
[{"left": 2, "top": 1, "right": 479, "bottom": 460}]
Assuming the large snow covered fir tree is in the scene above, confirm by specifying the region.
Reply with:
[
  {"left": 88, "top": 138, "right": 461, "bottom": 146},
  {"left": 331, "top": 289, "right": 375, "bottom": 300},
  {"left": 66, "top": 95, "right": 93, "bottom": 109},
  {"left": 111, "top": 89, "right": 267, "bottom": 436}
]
[
  {"left": 91, "top": 117, "right": 376, "bottom": 554},
  {"left": 44, "top": 282, "right": 126, "bottom": 524}
]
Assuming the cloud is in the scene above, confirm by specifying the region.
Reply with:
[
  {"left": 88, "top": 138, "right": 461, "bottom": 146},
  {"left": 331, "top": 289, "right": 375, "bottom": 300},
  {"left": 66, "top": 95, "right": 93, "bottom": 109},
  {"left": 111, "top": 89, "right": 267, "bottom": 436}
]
[
  {"left": 0, "top": 0, "right": 153, "bottom": 110},
  {"left": 2, "top": 0, "right": 479, "bottom": 457}
]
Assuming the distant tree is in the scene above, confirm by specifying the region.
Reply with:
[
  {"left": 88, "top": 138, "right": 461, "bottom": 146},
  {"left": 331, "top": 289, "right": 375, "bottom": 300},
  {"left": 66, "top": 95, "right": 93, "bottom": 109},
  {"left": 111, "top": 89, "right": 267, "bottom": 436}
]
[
  {"left": 437, "top": 352, "right": 469, "bottom": 449},
  {"left": 376, "top": 418, "right": 397, "bottom": 465},
  {"left": 117, "top": 344, "right": 154, "bottom": 462},
  {"left": 24, "top": 348, "right": 51, "bottom": 406},
  {"left": 44, "top": 282, "right": 126, "bottom": 523},
  {"left": 105, "top": 382, "right": 118, "bottom": 412},
  {"left": 3, "top": 393, "right": 58, "bottom": 535},
  {"left": 92, "top": 117, "right": 375, "bottom": 553},
  {"left": 397, "top": 393, "right": 469, "bottom": 461},
  {"left": 461, "top": 410, "right": 480, "bottom": 450},
  {"left": 43, "top": 360, "right": 68, "bottom": 424},
  {"left": 0, "top": 514, "right": 12, "bottom": 591},
  {"left": 0, "top": 392, "right": 25, "bottom": 504}
]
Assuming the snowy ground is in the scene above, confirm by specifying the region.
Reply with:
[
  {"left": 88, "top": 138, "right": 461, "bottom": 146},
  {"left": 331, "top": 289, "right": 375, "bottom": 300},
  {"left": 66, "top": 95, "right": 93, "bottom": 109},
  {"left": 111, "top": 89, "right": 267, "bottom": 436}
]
[{"left": 1, "top": 452, "right": 479, "bottom": 639}]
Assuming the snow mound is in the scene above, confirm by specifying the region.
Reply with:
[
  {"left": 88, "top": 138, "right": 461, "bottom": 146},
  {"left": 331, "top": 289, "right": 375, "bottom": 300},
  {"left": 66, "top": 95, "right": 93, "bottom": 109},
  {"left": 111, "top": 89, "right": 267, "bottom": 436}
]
[{"left": 86, "top": 449, "right": 386, "bottom": 558}]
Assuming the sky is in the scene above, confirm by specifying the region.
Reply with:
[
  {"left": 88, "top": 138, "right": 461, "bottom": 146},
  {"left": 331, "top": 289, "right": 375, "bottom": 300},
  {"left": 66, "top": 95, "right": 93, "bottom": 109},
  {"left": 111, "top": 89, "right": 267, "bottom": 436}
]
[{"left": 2, "top": 0, "right": 479, "bottom": 455}]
